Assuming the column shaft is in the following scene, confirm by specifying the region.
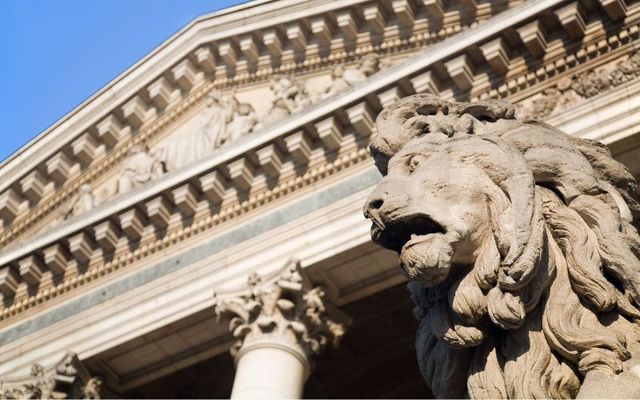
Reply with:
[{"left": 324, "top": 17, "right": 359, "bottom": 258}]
[{"left": 231, "top": 344, "right": 309, "bottom": 399}]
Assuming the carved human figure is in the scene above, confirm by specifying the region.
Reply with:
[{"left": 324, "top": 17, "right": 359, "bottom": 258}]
[
  {"left": 62, "top": 184, "right": 97, "bottom": 220},
  {"left": 45, "top": 184, "right": 97, "bottom": 230},
  {"left": 363, "top": 94, "right": 640, "bottom": 399},
  {"left": 321, "top": 54, "right": 380, "bottom": 99},
  {"left": 261, "top": 76, "right": 311, "bottom": 127},
  {"left": 221, "top": 102, "right": 258, "bottom": 146},
  {"left": 160, "top": 92, "right": 237, "bottom": 171},
  {"left": 117, "top": 144, "right": 165, "bottom": 194}
]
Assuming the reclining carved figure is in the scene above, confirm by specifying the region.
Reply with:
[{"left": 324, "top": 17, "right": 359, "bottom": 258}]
[{"left": 363, "top": 94, "right": 640, "bottom": 399}]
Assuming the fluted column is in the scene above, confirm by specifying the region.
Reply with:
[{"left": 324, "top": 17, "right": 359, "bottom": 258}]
[{"left": 213, "top": 259, "right": 349, "bottom": 399}]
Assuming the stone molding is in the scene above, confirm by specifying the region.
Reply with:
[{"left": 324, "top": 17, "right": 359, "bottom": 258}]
[
  {"left": 0, "top": 0, "right": 638, "bottom": 322},
  {"left": 0, "top": 352, "right": 103, "bottom": 400},
  {"left": 213, "top": 258, "right": 349, "bottom": 365},
  {"left": 547, "top": 76, "right": 640, "bottom": 146}
]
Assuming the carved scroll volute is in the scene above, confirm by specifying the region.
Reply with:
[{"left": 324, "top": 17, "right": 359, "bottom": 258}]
[{"left": 213, "top": 259, "right": 349, "bottom": 362}]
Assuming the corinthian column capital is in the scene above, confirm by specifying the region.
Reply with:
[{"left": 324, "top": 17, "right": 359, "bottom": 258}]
[
  {"left": 213, "top": 258, "right": 349, "bottom": 363},
  {"left": 0, "top": 352, "right": 104, "bottom": 400}
]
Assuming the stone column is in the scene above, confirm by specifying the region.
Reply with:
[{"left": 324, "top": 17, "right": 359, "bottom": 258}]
[{"left": 213, "top": 259, "right": 349, "bottom": 399}]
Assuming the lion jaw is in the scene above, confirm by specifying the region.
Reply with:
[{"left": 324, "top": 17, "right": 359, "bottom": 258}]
[{"left": 364, "top": 184, "right": 465, "bottom": 286}]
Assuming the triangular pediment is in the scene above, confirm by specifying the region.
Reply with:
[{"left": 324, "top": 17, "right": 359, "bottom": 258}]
[{"left": 0, "top": 0, "right": 522, "bottom": 246}]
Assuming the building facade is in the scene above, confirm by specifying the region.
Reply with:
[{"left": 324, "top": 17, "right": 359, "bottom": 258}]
[{"left": 0, "top": 0, "right": 639, "bottom": 397}]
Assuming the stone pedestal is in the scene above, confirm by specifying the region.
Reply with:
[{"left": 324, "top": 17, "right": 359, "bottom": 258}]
[{"left": 213, "top": 258, "right": 349, "bottom": 399}]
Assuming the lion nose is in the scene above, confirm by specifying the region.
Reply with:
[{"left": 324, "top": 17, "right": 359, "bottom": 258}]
[{"left": 363, "top": 189, "right": 387, "bottom": 229}]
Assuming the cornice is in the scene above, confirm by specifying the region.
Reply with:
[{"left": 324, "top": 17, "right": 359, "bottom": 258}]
[{"left": 1, "top": 0, "right": 638, "bottom": 323}]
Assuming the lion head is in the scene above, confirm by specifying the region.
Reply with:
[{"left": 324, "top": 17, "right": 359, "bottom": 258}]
[{"left": 363, "top": 94, "right": 640, "bottom": 398}]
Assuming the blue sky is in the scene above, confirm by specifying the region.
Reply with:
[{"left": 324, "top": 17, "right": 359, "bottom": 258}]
[{"left": 0, "top": 0, "right": 247, "bottom": 162}]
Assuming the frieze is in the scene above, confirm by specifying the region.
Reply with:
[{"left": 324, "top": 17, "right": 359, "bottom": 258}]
[{"left": 516, "top": 50, "right": 640, "bottom": 120}]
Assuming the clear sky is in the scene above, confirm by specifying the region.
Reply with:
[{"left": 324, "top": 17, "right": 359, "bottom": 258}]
[{"left": 0, "top": 0, "right": 247, "bottom": 162}]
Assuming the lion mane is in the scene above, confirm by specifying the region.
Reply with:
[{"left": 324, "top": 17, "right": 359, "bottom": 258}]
[{"left": 366, "top": 94, "right": 640, "bottom": 398}]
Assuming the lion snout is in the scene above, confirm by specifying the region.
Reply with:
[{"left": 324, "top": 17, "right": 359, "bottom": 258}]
[{"left": 363, "top": 180, "right": 411, "bottom": 224}]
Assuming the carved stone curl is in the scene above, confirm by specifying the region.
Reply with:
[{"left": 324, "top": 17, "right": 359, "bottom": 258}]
[
  {"left": 364, "top": 94, "right": 640, "bottom": 398},
  {"left": 0, "top": 353, "right": 104, "bottom": 400},
  {"left": 213, "top": 259, "right": 348, "bottom": 363}
]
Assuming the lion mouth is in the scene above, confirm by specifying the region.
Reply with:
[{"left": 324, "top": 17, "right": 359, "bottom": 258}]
[{"left": 373, "top": 213, "right": 446, "bottom": 254}]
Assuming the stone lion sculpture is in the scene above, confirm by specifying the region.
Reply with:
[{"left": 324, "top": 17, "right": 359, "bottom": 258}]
[{"left": 363, "top": 94, "right": 640, "bottom": 398}]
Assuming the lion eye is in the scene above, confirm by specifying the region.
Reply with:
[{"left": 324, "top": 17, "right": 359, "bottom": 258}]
[{"left": 408, "top": 156, "right": 421, "bottom": 173}]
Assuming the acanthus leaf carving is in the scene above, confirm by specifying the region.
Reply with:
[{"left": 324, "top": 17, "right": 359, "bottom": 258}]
[
  {"left": 0, "top": 352, "right": 105, "bottom": 400},
  {"left": 213, "top": 259, "right": 349, "bottom": 361}
]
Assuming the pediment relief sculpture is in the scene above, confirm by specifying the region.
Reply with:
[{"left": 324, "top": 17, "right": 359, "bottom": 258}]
[
  {"left": 260, "top": 75, "right": 313, "bottom": 128},
  {"left": 116, "top": 144, "right": 165, "bottom": 195},
  {"left": 158, "top": 92, "right": 257, "bottom": 171},
  {"left": 155, "top": 54, "right": 385, "bottom": 170},
  {"left": 64, "top": 184, "right": 97, "bottom": 220},
  {"left": 43, "top": 184, "right": 99, "bottom": 232},
  {"left": 223, "top": 101, "right": 259, "bottom": 146},
  {"left": 321, "top": 54, "right": 381, "bottom": 100},
  {"left": 39, "top": 52, "right": 388, "bottom": 233},
  {"left": 363, "top": 94, "right": 640, "bottom": 398}
]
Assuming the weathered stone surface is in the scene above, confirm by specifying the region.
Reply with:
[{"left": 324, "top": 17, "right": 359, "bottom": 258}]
[{"left": 363, "top": 94, "right": 640, "bottom": 399}]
